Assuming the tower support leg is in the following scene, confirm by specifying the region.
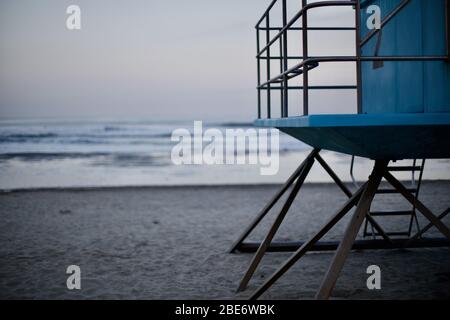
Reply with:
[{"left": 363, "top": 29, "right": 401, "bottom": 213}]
[
  {"left": 236, "top": 151, "right": 317, "bottom": 291},
  {"left": 315, "top": 161, "right": 388, "bottom": 299},
  {"left": 249, "top": 181, "right": 368, "bottom": 300},
  {"left": 229, "top": 148, "right": 320, "bottom": 253},
  {"left": 238, "top": 157, "right": 450, "bottom": 300}
]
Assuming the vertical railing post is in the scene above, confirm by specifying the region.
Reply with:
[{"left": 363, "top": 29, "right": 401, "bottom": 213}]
[
  {"left": 256, "top": 25, "right": 262, "bottom": 119},
  {"left": 355, "top": 0, "right": 363, "bottom": 114},
  {"left": 302, "top": 0, "right": 309, "bottom": 116},
  {"left": 282, "top": 0, "right": 289, "bottom": 117},
  {"left": 266, "top": 14, "right": 272, "bottom": 118},
  {"left": 279, "top": 32, "right": 284, "bottom": 116}
]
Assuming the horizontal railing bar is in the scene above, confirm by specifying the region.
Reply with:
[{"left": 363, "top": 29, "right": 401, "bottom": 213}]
[
  {"left": 260, "top": 55, "right": 448, "bottom": 87},
  {"left": 259, "top": 85, "right": 357, "bottom": 90},
  {"left": 258, "top": 27, "right": 356, "bottom": 31},
  {"left": 258, "top": 56, "right": 449, "bottom": 61},
  {"left": 256, "top": 1, "right": 357, "bottom": 57},
  {"left": 260, "top": 57, "right": 354, "bottom": 87},
  {"left": 258, "top": 55, "right": 359, "bottom": 60},
  {"left": 362, "top": 56, "right": 448, "bottom": 61},
  {"left": 258, "top": 56, "right": 304, "bottom": 60},
  {"left": 255, "top": 0, "right": 279, "bottom": 28}
]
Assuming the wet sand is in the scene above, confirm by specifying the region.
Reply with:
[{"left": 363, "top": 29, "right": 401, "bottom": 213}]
[{"left": 0, "top": 181, "right": 449, "bottom": 299}]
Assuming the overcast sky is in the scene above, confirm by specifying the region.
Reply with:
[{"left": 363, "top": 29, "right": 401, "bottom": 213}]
[{"left": 0, "top": 0, "right": 356, "bottom": 121}]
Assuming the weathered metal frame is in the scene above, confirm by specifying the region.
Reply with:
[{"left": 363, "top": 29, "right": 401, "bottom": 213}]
[
  {"left": 256, "top": 0, "right": 450, "bottom": 118},
  {"left": 229, "top": 148, "right": 354, "bottom": 254},
  {"left": 231, "top": 150, "right": 450, "bottom": 299}
]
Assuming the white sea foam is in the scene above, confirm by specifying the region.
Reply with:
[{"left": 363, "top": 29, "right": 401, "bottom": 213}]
[{"left": 0, "top": 119, "right": 449, "bottom": 190}]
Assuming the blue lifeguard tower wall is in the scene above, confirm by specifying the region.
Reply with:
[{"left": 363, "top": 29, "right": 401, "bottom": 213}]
[{"left": 360, "top": 0, "right": 450, "bottom": 114}]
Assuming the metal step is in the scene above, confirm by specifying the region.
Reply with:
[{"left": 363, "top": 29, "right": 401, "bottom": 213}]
[
  {"left": 387, "top": 166, "right": 422, "bottom": 172},
  {"left": 370, "top": 210, "right": 415, "bottom": 217},
  {"left": 363, "top": 160, "right": 425, "bottom": 240}
]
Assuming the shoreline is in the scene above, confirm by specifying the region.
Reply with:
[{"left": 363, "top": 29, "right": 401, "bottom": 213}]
[{"left": 2, "top": 179, "right": 449, "bottom": 193}]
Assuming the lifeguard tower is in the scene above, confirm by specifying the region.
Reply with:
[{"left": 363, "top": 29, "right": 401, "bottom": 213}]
[{"left": 231, "top": 0, "right": 450, "bottom": 299}]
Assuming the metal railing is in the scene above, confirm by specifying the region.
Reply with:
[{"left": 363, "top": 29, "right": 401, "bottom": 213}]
[{"left": 256, "top": 0, "right": 450, "bottom": 119}]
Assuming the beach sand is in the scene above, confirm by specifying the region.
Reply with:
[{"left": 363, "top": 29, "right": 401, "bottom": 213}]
[{"left": 0, "top": 181, "right": 449, "bottom": 299}]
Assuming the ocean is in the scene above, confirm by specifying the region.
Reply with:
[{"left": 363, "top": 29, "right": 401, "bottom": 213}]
[{"left": 0, "top": 118, "right": 449, "bottom": 190}]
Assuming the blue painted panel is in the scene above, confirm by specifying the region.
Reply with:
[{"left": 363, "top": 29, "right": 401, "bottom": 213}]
[
  {"left": 278, "top": 125, "right": 450, "bottom": 160},
  {"left": 254, "top": 113, "right": 450, "bottom": 128},
  {"left": 254, "top": 114, "right": 450, "bottom": 159},
  {"left": 422, "top": 0, "right": 450, "bottom": 112},
  {"left": 395, "top": 0, "right": 423, "bottom": 113},
  {"left": 360, "top": 0, "right": 450, "bottom": 114},
  {"left": 361, "top": 0, "right": 400, "bottom": 113}
]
